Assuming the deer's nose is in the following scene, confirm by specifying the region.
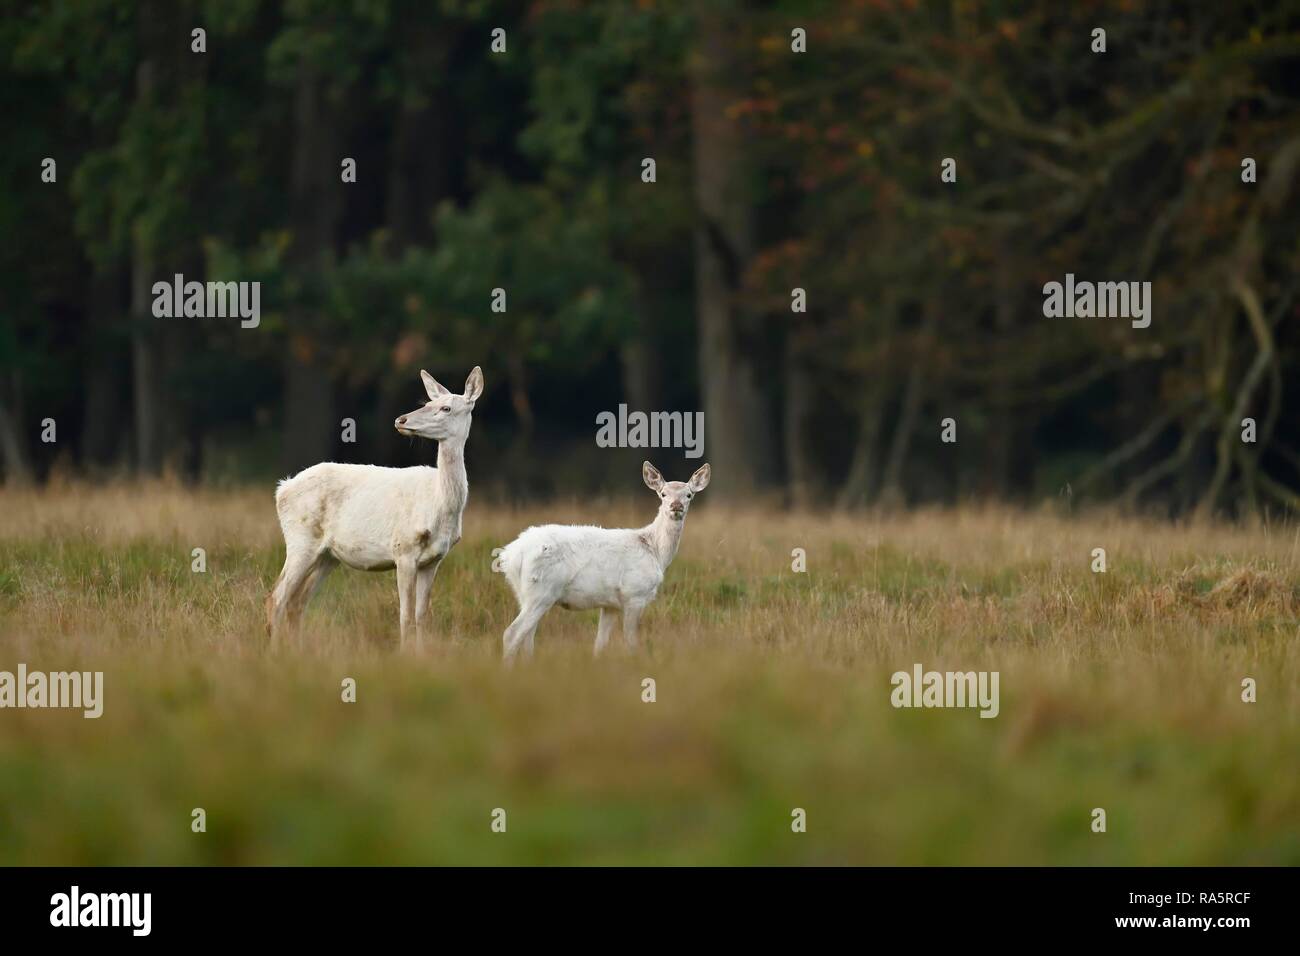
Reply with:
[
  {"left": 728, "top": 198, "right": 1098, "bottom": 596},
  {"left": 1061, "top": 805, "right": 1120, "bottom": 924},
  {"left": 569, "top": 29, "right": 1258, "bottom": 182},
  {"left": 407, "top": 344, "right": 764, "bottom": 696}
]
[{"left": 395, "top": 415, "right": 407, "bottom": 425}]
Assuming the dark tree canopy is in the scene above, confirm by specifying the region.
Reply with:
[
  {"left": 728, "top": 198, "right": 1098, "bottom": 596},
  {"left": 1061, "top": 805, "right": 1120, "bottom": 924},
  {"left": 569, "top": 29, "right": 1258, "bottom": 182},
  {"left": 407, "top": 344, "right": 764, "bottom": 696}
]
[{"left": 1, "top": 0, "right": 1297, "bottom": 517}]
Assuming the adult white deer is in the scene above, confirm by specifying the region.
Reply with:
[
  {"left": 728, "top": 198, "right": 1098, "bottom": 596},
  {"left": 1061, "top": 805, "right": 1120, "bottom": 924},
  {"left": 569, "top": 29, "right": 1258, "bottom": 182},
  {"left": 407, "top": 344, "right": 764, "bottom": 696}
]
[
  {"left": 266, "top": 366, "right": 484, "bottom": 647},
  {"left": 496, "top": 460, "right": 711, "bottom": 661}
]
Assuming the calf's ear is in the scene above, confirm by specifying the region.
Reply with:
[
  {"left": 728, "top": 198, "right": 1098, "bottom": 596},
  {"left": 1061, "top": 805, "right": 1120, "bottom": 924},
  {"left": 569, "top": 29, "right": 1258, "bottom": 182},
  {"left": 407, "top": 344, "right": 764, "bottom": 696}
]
[
  {"left": 643, "top": 461, "right": 664, "bottom": 492},
  {"left": 688, "top": 463, "right": 711, "bottom": 492}
]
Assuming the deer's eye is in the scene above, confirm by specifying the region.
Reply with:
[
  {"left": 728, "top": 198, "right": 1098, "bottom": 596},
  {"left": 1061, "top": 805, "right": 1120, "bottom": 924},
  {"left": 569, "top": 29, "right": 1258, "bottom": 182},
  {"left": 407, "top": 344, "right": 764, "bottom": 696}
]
[{"left": 440, "top": 406, "right": 451, "bottom": 412}]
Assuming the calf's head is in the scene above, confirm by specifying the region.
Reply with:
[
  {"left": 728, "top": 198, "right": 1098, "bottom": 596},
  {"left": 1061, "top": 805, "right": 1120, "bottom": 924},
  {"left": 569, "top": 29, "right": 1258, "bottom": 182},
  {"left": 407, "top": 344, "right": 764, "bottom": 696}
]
[{"left": 643, "top": 461, "right": 711, "bottom": 522}]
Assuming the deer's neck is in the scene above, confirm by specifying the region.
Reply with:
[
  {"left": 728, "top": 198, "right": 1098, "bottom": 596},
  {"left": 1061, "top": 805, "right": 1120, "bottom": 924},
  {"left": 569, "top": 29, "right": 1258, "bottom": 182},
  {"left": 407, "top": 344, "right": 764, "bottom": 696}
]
[
  {"left": 642, "top": 511, "right": 687, "bottom": 571},
  {"left": 434, "top": 439, "right": 468, "bottom": 515}
]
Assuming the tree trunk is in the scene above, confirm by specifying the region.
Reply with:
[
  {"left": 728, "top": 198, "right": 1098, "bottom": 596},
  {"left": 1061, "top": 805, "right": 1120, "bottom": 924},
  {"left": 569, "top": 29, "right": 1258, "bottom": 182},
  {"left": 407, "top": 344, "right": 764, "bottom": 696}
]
[
  {"left": 620, "top": 244, "right": 670, "bottom": 424},
  {"left": 375, "top": 23, "right": 455, "bottom": 465},
  {"left": 282, "top": 59, "right": 341, "bottom": 474},
  {"left": 620, "top": 332, "right": 659, "bottom": 414},
  {"left": 985, "top": 246, "right": 1017, "bottom": 497},
  {"left": 130, "top": 60, "right": 163, "bottom": 476},
  {"left": 690, "top": 6, "right": 775, "bottom": 498},
  {"left": 284, "top": 345, "right": 336, "bottom": 473},
  {"left": 879, "top": 301, "right": 939, "bottom": 508},
  {"left": 162, "top": 248, "right": 203, "bottom": 479},
  {"left": 0, "top": 371, "right": 33, "bottom": 486},
  {"left": 837, "top": 298, "right": 899, "bottom": 510},
  {"left": 783, "top": 344, "right": 816, "bottom": 509},
  {"left": 82, "top": 264, "right": 127, "bottom": 470},
  {"left": 384, "top": 31, "right": 450, "bottom": 252},
  {"left": 837, "top": 390, "right": 884, "bottom": 510},
  {"left": 505, "top": 350, "right": 534, "bottom": 435}
]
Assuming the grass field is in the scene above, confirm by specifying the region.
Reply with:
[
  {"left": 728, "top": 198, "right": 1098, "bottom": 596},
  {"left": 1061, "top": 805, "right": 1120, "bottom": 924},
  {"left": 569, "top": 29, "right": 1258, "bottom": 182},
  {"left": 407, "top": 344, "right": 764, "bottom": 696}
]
[{"left": 0, "top": 482, "right": 1297, "bottom": 865}]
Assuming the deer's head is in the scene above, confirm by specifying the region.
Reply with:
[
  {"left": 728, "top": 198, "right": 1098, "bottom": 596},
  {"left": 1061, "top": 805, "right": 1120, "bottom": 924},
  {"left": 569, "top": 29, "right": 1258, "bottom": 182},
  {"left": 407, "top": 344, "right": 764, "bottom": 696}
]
[
  {"left": 395, "top": 366, "right": 484, "bottom": 443},
  {"left": 643, "top": 461, "right": 711, "bottom": 522}
]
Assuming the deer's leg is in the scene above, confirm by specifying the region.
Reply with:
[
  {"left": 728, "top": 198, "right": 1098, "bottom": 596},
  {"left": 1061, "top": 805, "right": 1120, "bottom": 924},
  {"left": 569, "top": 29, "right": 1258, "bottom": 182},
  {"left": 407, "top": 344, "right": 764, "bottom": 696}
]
[
  {"left": 621, "top": 602, "right": 645, "bottom": 651},
  {"left": 265, "top": 569, "right": 285, "bottom": 638},
  {"left": 396, "top": 556, "right": 419, "bottom": 649},
  {"left": 269, "top": 543, "right": 318, "bottom": 643},
  {"left": 503, "top": 599, "right": 551, "bottom": 663},
  {"left": 414, "top": 558, "right": 443, "bottom": 643},
  {"left": 593, "top": 608, "right": 618, "bottom": 656},
  {"left": 289, "top": 553, "right": 336, "bottom": 627}
]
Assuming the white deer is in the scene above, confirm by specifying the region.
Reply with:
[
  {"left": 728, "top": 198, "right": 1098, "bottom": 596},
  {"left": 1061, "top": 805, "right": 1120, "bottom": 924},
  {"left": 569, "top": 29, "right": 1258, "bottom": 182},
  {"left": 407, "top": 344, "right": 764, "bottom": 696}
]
[
  {"left": 496, "top": 461, "right": 711, "bottom": 660},
  {"left": 266, "top": 366, "right": 484, "bottom": 647}
]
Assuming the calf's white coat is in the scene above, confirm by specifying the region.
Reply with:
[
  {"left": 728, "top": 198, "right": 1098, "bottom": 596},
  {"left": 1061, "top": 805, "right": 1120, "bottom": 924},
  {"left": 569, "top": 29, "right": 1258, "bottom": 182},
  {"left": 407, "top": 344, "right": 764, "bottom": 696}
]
[{"left": 496, "top": 461, "right": 711, "bottom": 659}]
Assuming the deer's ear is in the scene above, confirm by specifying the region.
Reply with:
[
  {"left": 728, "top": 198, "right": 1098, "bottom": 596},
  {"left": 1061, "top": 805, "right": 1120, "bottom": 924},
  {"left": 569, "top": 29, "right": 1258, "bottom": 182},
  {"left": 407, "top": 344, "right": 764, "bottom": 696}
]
[
  {"left": 642, "top": 461, "right": 664, "bottom": 492},
  {"left": 421, "top": 370, "right": 450, "bottom": 400},
  {"left": 463, "top": 366, "right": 484, "bottom": 403},
  {"left": 688, "top": 463, "right": 711, "bottom": 492}
]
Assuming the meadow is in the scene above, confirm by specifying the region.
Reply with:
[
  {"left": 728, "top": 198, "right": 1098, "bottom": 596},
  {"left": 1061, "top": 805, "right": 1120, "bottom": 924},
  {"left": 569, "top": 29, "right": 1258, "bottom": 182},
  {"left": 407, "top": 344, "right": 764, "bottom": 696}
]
[{"left": 0, "top": 483, "right": 1296, "bottom": 865}]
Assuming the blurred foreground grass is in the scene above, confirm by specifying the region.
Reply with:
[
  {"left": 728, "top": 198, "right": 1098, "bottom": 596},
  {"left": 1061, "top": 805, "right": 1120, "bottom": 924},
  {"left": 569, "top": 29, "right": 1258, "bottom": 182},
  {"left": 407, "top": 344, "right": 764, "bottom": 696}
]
[{"left": 0, "top": 483, "right": 1297, "bottom": 864}]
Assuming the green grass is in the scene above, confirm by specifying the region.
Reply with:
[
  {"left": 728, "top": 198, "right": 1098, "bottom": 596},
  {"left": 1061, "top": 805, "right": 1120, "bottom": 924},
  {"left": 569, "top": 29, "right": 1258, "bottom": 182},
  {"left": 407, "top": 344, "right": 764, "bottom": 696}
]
[{"left": 0, "top": 485, "right": 1297, "bottom": 864}]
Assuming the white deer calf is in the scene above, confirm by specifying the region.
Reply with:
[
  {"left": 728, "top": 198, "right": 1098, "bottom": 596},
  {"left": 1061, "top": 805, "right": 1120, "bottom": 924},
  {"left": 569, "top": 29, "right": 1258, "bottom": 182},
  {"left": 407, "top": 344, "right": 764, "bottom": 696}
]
[
  {"left": 266, "top": 366, "right": 484, "bottom": 647},
  {"left": 496, "top": 461, "right": 711, "bottom": 660}
]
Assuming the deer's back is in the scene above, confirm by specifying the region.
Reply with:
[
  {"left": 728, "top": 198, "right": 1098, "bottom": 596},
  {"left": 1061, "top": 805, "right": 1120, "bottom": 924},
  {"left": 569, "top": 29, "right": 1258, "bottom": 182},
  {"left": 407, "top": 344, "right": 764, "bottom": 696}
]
[
  {"left": 276, "top": 463, "right": 440, "bottom": 568},
  {"left": 508, "top": 524, "right": 661, "bottom": 609}
]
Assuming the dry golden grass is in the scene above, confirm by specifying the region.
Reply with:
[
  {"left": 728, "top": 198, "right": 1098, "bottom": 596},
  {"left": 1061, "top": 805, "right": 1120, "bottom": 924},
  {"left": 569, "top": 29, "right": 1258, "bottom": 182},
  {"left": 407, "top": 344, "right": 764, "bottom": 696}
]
[{"left": 0, "top": 482, "right": 1296, "bottom": 864}]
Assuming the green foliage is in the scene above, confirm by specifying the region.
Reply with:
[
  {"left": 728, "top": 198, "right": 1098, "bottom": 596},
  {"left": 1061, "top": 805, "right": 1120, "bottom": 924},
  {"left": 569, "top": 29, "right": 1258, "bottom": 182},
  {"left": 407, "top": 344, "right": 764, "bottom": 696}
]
[
  {"left": 1, "top": 1, "right": 1298, "bottom": 507},
  {"left": 421, "top": 181, "right": 637, "bottom": 365}
]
